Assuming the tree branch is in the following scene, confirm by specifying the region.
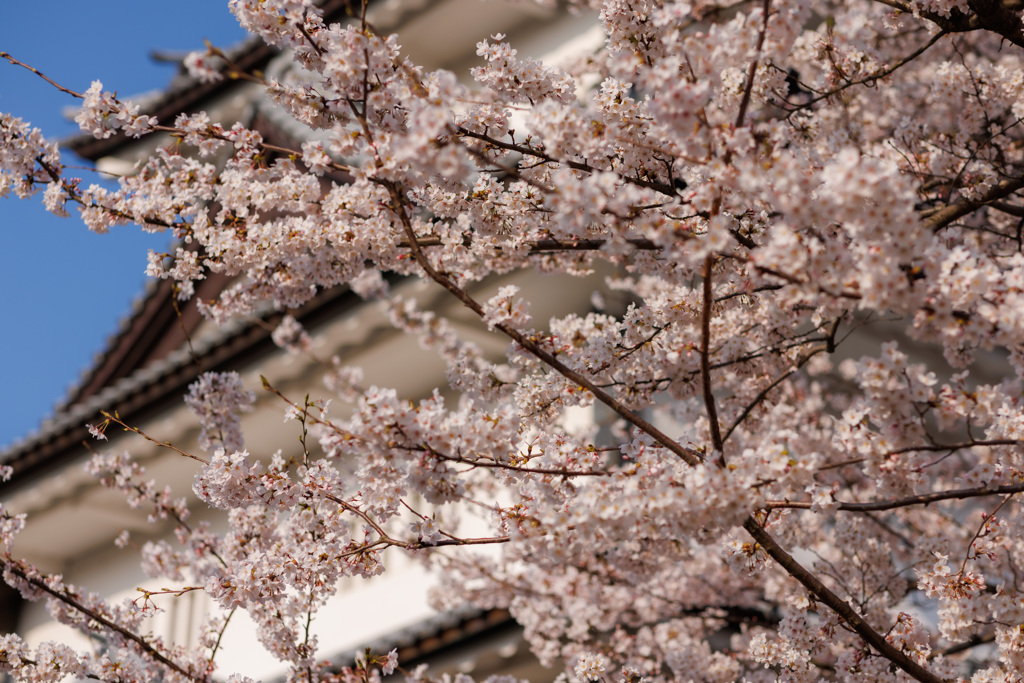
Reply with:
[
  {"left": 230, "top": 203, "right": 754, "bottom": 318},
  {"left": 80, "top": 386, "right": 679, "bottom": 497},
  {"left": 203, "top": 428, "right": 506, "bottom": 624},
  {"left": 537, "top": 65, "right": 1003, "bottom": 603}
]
[
  {"left": 765, "top": 481, "right": 1024, "bottom": 512},
  {"left": 700, "top": 255, "right": 724, "bottom": 459},
  {"left": 723, "top": 344, "right": 827, "bottom": 443},
  {"left": 734, "top": 0, "right": 772, "bottom": 129},
  {"left": 0, "top": 52, "right": 84, "bottom": 98},
  {"left": 384, "top": 180, "right": 704, "bottom": 468},
  {"left": 454, "top": 126, "right": 679, "bottom": 198},
  {"left": 398, "top": 235, "right": 660, "bottom": 252},
  {"left": 742, "top": 518, "right": 947, "bottom": 683},
  {"left": 782, "top": 29, "right": 947, "bottom": 114},
  {"left": 1, "top": 560, "right": 204, "bottom": 683},
  {"left": 926, "top": 176, "right": 1024, "bottom": 232}
]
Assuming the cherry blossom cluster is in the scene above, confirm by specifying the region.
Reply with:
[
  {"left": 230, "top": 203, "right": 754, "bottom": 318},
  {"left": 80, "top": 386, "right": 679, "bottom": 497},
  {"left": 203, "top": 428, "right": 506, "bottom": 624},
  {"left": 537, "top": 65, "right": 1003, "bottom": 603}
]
[
  {"left": 184, "top": 372, "right": 256, "bottom": 453},
  {"left": 6, "top": 1, "right": 1024, "bottom": 683},
  {"left": 0, "top": 114, "right": 60, "bottom": 200},
  {"left": 272, "top": 314, "right": 314, "bottom": 354},
  {"left": 74, "top": 80, "right": 156, "bottom": 139}
]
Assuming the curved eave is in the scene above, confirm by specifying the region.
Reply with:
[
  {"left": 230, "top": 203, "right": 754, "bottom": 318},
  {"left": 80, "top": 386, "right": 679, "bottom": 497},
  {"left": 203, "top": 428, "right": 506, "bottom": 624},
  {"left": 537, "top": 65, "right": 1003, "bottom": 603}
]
[{"left": 0, "top": 284, "right": 363, "bottom": 490}]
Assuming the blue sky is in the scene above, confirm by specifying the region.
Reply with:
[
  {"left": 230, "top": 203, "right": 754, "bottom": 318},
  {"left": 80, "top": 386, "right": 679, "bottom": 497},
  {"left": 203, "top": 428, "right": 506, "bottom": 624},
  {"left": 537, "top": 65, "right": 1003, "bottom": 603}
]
[{"left": 0, "top": 3, "right": 250, "bottom": 448}]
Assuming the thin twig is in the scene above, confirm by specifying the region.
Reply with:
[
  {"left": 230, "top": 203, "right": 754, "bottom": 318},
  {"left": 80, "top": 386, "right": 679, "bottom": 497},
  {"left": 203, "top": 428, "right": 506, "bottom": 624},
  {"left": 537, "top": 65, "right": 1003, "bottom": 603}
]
[
  {"left": 454, "top": 126, "right": 678, "bottom": 198},
  {"left": 102, "top": 412, "right": 209, "bottom": 465},
  {"left": 398, "top": 235, "right": 660, "bottom": 252},
  {"left": 0, "top": 52, "right": 84, "bottom": 98},
  {"left": 785, "top": 30, "right": 947, "bottom": 114},
  {"left": 417, "top": 443, "right": 612, "bottom": 477},
  {"left": 765, "top": 481, "right": 1024, "bottom": 512},
  {"left": 723, "top": 344, "right": 826, "bottom": 442}
]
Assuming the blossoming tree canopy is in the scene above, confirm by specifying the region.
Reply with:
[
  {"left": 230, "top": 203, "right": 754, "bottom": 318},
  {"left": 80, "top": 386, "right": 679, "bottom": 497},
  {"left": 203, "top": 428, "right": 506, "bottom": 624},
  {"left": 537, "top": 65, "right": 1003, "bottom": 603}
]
[{"left": 3, "top": 0, "right": 1024, "bottom": 680}]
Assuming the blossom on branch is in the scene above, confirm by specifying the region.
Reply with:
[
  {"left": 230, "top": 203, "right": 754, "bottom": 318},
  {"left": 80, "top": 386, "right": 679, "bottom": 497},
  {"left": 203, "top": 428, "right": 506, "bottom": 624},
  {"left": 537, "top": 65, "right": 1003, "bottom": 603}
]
[{"left": 5, "top": 1, "right": 1024, "bottom": 683}]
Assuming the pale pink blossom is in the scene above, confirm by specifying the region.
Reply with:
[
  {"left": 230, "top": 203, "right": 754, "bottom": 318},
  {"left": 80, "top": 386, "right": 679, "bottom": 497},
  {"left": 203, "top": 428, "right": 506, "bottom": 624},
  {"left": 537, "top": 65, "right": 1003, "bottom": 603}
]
[
  {"left": 184, "top": 371, "right": 255, "bottom": 453},
  {"left": 2, "top": 3, "right": 1024, "bottom": 683}
]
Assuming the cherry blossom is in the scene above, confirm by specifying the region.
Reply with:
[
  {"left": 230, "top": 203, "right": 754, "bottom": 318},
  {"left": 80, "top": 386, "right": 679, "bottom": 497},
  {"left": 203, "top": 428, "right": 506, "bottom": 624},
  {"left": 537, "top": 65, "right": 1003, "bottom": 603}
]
[
  {"left": 4, "top": 1, "right": 1024, "bottom": 683},
  {"left": 184, "top": 372, "right": 256, "bottom": 454}
]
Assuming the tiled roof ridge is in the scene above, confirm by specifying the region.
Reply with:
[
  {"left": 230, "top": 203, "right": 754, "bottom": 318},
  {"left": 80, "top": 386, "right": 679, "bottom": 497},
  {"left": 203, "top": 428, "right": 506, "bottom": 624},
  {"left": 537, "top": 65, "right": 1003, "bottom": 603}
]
[
  {"left": 67, "top": 0, "right": 357, "bottom": 161},
  {"left": 330, "top": 606, "right": 517, "bottom": 674},
  {"left": 0, "top": 309, "right": 257, "bottom": 465},
  {"left": 53, "top": 278, "right": 164, "bottom": 418}
]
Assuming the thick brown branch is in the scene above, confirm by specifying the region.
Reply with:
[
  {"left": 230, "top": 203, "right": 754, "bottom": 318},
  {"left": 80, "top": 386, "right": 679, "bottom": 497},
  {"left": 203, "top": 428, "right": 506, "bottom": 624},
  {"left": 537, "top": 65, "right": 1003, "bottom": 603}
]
[
  {"left": 700, "top": 255, "right": 724, "bottom": 458},
  {"left": 932, "top": 632, "right": 995, "bottom": 658},
  {"left": 989, "top": 201, "right": 1024, "bottom": 217},
  {"left": 735, "top": 0, "right": 772, "bottom": 129},
  {"left": 743, "top": 518, "right": 947, "bottom": 683},
  {"left": 868, "top": 0, "right": 1024, "bottom": 48},
  {"left": 926, "top": 176, "right": 1024, "bottom": 231},
  {"left": 965, "top": 0, "right": 1024, "bottom": 47}
]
